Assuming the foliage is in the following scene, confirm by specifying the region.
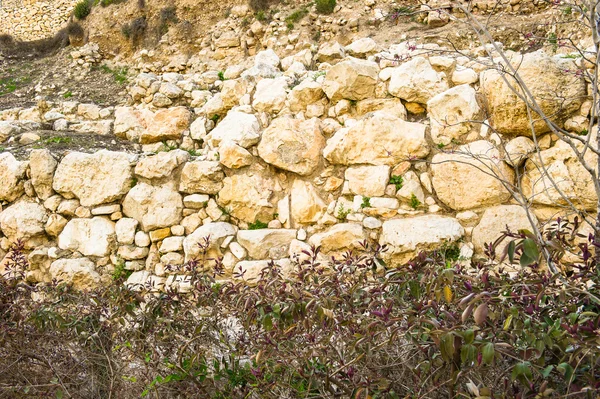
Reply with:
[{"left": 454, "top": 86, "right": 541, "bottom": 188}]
[
  {"left": 409, "top": 193, "right": 421, "bottom": 209},
  {"left": 248, "top": 220, "right": 269, "bottom": 230},
  {"left": 73, "top": 0, "right": 92, "bottom": 20},
  {"left": 285, "top": 7, "right": 309, "bottom": 30},
  {"left": 99, "top": 64, "right": 129, "bottom": 84},
  {"left": 315, "top": 0, "right": 336, "bottom": 14},
  {"left": 360, "top": 196, "right": 371, "bottom": 209},
  {"left": 336, "top": 203, "right": 350, "bottom": 220},
  {"left": 389, "top": 174, "right": 403, "bottom": 190}
]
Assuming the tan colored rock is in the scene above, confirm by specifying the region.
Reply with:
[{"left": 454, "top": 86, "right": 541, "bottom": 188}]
[
  {"left": 0, "top": 153, "right": 27, "bottom": 202},
  {"left": 252, "top": 77, "right": 288, "bottom": 113},
  {"left": 480, "top": 50, "right": 586, "bottom": 136},
  {"left": 114, "top": 106, "right": 151, "bottom": 141},
  {"left": 323, "top": 58, "right": 379, "bottom": 102},
  {"left": 345, "top": 37, "right": 379, "bottom": 58},
  {"left": 237, "top": 229, "right": 297, "bottom": 259},
  {"left": 135, "top": 150, "right": 189, "bottom": 180},
  {"left": 355, "top": 98, "right": 407, "bottom": 120},
  {"left": 258, "top": 117, "right": 325, "bottom": 176},
  {"left": 122, "top": 183, "right": 183, "bottom": 231},
  {"left": 472, "top": 205, "right": 538, "bottom": 254},
  {"left": 206, "top": 111, "right": 261, "bottom": 149},
  {"left": 427, "top": 84, "right": 481, "bottom": 145},
  {"left": 216, "top": 30, "right": 240, "bottom": 48},
  {"left": 140, "top": 107, "right": 192, "bottom": 144},
  {"left": 380, "top": 216, "right": 464, "bottom": 264},
  {"left": 345, "top": 165, "right": 390, "bottom": 197},
  {"left": 53, "top": 150, "right": 133, "bottom": 207},
  {"left": 388, "top": 57, "right": 449, "bottom": 103},
  {"left": 288, "top": 79, "right": 325, "bottom": 112},
  {"left": 179, "top": 161, "right": 224, "bottom": 194},
  {"left": 0, "top": 201, "right": 47, "bottom": 241},
  {"left": 233, "top": 259, "right": 293, "bottom": 283},
  {"left": 505, "top": 136, "right": 535, "bottom": 167},
  {"left": 316, "top": 41, "right": 345, "bottom": 63},
  {"left": 45, "top": 214, "right": 68, "bottom": 237},
  {"left": 218, "top": 141, "right": 254, "bottom": 169},
  {"left": 324, "top": 112, "right": 429, "bottom": 165},
  {"left": 308, "top": 223, "right": 367, "bottom": 253},
  {"left": 217, "top": 172, "right": 276, "bottom": 223},
  {"left": 115, "top": 218, "right": 138, "bottom": 245},
  {"left": 29, "top": 149, "right": 57, "bottom": 200},
  {"left": 183, "top": 222, "right": 238, "bottom": 261},
  {"left": 49, "top": 258, "right": 101, "bottom": 290},
  {"left": 290, "top": 179, "right": 327, "bottom": 225},
  {"left": 58, "top": 217, "right": 116, "bottom": 257},
  {"left": 221, "top": 79, "right": 249, "bottom": 109}
]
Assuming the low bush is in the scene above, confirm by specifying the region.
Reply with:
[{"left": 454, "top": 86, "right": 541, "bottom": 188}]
[
  {"left": 1, "top": 219, "right": 599, "bottom": 398},
  {"left": 73, "top": 0, "right": 92, "bottom": 20},
  {"left": 315, "top": 0, "right": 336, "bottom": 15}
]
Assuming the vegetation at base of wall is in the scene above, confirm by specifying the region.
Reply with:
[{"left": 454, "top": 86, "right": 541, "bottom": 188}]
[
  {"left": 360, "top": 196, "right": 371, "bottom": 209},
  {"left": 98, "top": 64, "right": 129, "bottom": 84},
  {"left": 1, "top": 220, "right": 598, "bottom": 398},
  {"left": 409, "top": 193, "right": 421, "bottom": 209},
  {"left": 248, "top": 220, "right": 269, "bottom": 230},
  {"left": 315, "top": 0, "right": 336, "bottom": 14},
  {"left": 73, "top": 0, "right": 92, "bottom": 20},
  {"left": 389, "top": 175, "right": 403, "bottom": 190}
]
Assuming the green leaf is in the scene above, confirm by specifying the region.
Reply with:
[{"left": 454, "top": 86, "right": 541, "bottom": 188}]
[
  {"left": 461, "top": 344, "right": 477, "bottom": 365},
  {"left": 263, "top": 314, "right": 273, "bottom": 331},
  {"left": 557, "top": 363, "right": 574, "bottom": 382},
  {"left": 503, "top": 314, "right": 513, "bottom": 331},
  {"left": 520, "top": 239, "right": 539, "bottom": 267},
  {"left": 507, "top": 240, "right": 516, "bottom": 264},
  {"left": 463, "top": 329, "right": 475, "bottom": 344},
  {"left": 56, "top": 390, "right": 63, "bottom": 399},
  {"left": 440, "top": 333, "right": 455, "bottom": 362},
  {"left": 482, "top": 342, "right": 495, "bottom": 365},
  {"left": 511, "top": 362, "right": 533, "bottom": 384},
  {"left": 541, "top": 365, "right": 554, "bottom": 378}
]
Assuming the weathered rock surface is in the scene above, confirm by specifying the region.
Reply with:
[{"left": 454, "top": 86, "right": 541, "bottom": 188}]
[
  {"left": 135, "top": 150, "right": 189, "bottom": 180},
  {"left": 308, "top": 223, "right": 367, "bottom": 253},
  {"left": 140, "top": 107, "right": 192, "bottom": 144},
  {"left": 323, "top": 58, "right": 379, "bottom": 102},
  {"left": 49, "top": 258, "right": 101, "bottom": 290},
  {"left": 206, "top": 111, "right": 261, "bottom": 149},
  {"left": 0, "top": 201, "right": 47, "bottom": 241},
  {"left": 58, "top": 217, "right": 116, "bottom": 257},
  {"left": 291, "top": 180, "right": 327, "bottom": 225},
  {"left": 427, "top": 84, "right": 481, "bottom": 145},
  {"left": 122, "top": 183, "right": 183, "bottom": 231},
  {"left": 237, "top": 229, "right": 297, "bottom": 259},
  {"left": 29, "top": 149, "right": 58, "bottom": 200},
  {"left": 179, "top": 161, "right": 225, "bottom": 194},
  {"left": 388, "top": 57, "right": 449, "bottom": 103},
  {"left": 0, "top": 153, "right": 27, "bottom": 202},
  {"left": 183, "top": 222, "right": 238, "bottom": 261},
  {"left": 217, "top": 172, "right": 276, "bottom": 223},
  {"left": 472, "top": 205, "right": 538, "bottom": 254}
]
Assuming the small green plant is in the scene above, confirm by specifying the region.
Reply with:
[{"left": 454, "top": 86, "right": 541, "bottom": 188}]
[
  {"left": 0, "top": 147, "right": 5, "bottom": 153},
  {"left": 160, "top": 141, "right": 178, "bottom": 152},
  {"left": 255, "top": 10, "right": 267, "bottom": 21},
  {"left": 437, "top": 142, "right": 446, "bottom": 149},
  {"left": 248, "top": 220, "right": 269, "bottom": 230},
  {"left": 312, "top": 30, "right": 321, "bottom": 42},
  {"left": 73, "top": 0, "right": 92, "bottom": 19},
  {"left": 547, "top": 32, "right": 558, "bottom": 52},
  {"left": 217, "top": 71, "right": 226, "bottom": 81},
  {"left": 285, "top": 7, "right": 309, "bottom": 29},
  {"left": 63, "top": 91, "right": 73, "bottom": 99},
  {"left": 99, "top": 65, "right": 129, "bottom": 85},
  {"left": 336, "top": 203, "right": 350, "bottom": 220},
  {"left": 409, "top": 193, "right": 421, "bottom": 209},
  {"left": 312, "top": 71, "right": 326, "bottom": 81},
  {"left": 44, "top": 136, "right": 72, "bottom": 144},
  {"left": 315, "top": 0, "right": 336, "bottom": 14},
  {"left": 111, "top": 259, "right": 131, "bottom": 281},
  {"left": 130, "top": 177, "right": 138, "bottom": 188},
  {"left": 210, "top": 114, "right": 220, "bottom": 123},
  {"left": 186, "top": 149, "right": 201, "bottom": 157},
  {"left": 360, "top": 196, "right": 371, "bottom": 209},
  {"left": 389, "top": 175, "right": 403, "bottom": 190}
]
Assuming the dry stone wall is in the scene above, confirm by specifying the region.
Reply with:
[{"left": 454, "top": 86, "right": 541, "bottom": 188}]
[
  {"left": 0, "top": 0, "right": 77, "bottom": 40},
  {"left": 0, "top": 36, "right": 597, "bottom": 291}
]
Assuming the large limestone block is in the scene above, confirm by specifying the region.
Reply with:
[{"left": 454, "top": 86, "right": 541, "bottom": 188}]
[
  {"left": 0, "top": 201, "right": 47, "bottom": 241},
  {"left": 179, "top": 161, "right": 225, "bottom": 194},
  {"left": 252, "top": 77, "right": 288, "bottom": 113},
  {"left": 324, "top": 112, "right": 429, "bottom": 165},
  {"left": 345, "top": 165, "right": 390, "bottom": 197},
  {"left": 308, "top": 223, "right": 367, "bottom": 253},
  {"left": 0, "top": 153, "right": 27, "bottom": 202},
  {"left": 355, "top": 98, "right": 407, "bottom": 120},
  {"left": 122, "top": 183, "right": 183, "bottom": 231},
  {"left": 427, "top": 84, "right": 481, "bottom": 145},
  {"left": 206, "top": 111, "right": 261, "bottom": 149},
  {"left": 431, "top": 141, "right": 514, "bottom": 210},
  {"left": 49, "top": 258, "right": 101, "bottom": 290},
  {"left": 288, "top": 80, "right": 325, "bottom": 112},
  {"left": 291, "top": 180, "right": 327, "bottom": 225},
  {"left": 237, "top": 229, "right": 297, "bottom": 259},
  {"left": 140, "top": 107, "right": 192, "bottom": 144},
  {"left": 233, "top": 259, "right": 293, "bottom": 283},
  {"left": 58, "top": 217, "right": 116, "bottom": 257},
  {"left": 217, "top": 173, "right": 276, "bottom": 223},
  {"left": 183, "top": 222, "right": 238, "bottom": 261},
  {"left": 114, "top": 106, "right": 152, "bottom": 141},
  {"left": 29, "top": 149, "right": 57, "bottom": 200},
  {"left": 480, "top": 50, "right": 586, "bottom": 136},
  {"left": 388, "top": 57, "right": 449, "bottom": 103},
  {"left": 258, "top": 117, "right": 325, "bottom": 176},
  {"left": 53, "top": 150, "right": 133, "bottom": 207},
  {"left": 135, "top": 150, "right": 189, "bottom": 180},
  {"left": 380, "top": 216, "right": 464, "bottom": 264},
  {"left": 221, "top": 78, "right": 249, "bottom": 109},
  {"left": 472, "top": 205, "right": 538, "bottom": 254},
  {"left": 345, "top": 37, "right": 379, "bottom": 58},
  {"left": 323, "top": 58, "right": 379, "bottom": 102},
  {"left": 522, "top": 138, "right": 598, "bottom": 210}
]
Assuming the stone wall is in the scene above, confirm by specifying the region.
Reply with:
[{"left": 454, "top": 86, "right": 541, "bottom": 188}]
[{"left": 0, "top": 0, "right": 77, "bottom": 41}]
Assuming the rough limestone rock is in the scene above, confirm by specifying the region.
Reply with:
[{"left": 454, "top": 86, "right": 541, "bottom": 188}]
[
  {"left": 505, "top": 137, "right": 536, "bottom": 167},
  {"left": 355, "top": 98, "right": 407, "bottom": 120},
  {"left": 427, "top": 84, "right": 481, "bottom": 145},
  {"left": 252, "top": 77, "right": 288, "bottom": 113},
  {"left": 179, "top": 161, "right": 225, "bottom": 194},
  {"left": 288, "top": 80, "right": 325, "bottom": 112},
  {"left": 218, "top": 141, "right": 254, "bottom": 169},
  {"left": 345, "top": 37, "right": 379, "bottom": 58},
  {"left": 237, "top": 229, "right": 297, "bottom": 259},
  {"left": 317, "top": 41, "right": 345, "bottom": 63},
  {"left": 135, "top": 150, "right": 189, "bottom": 180},
  {"left": 388, "top": 57, "right": 449, "bottom": 103},
  {"left": 122, "top": 183, "right": 183, "bottom": 231},
  {"left": 217, "top": 173, "right": 276, "bottom": 223},
  {"left": 480, "top": 50, "right": 586, "bottom": 136},
  {"left": 49, "top": 258, "right": 101, "bottom": 290},
  {"left": 0, "top": 201, "right": 47, "bottom": 241},
  {"left": 221, "top": 79, "right": 249, "bottom": 109},
  {"left": 206, "top": 111, "right": 261, "bottom": 149},
  {"left": 58, "top": 217, "right": 116, "bottom": 257},
  {"left": 291, "top": 180, "right": 327, "bottom": 225},
  {"left": 29, "top": 149, "right": 57, "bottom": 200},
  {"left": 113, "top": 106, "right": 151, "bottom": 141},
  {"left": 323, "top": 58, "right": 379, "bottom": 102},
  {"left": 380, "top": 216, "right": 464, "bottom": 264},
  {"left": 431, "top": 141, "right": 514, "bottom": 210},
  {"left": 258, "top": 117, "right": 325, "bottom": 176},
  {"left": 183, "top": 222, "right": 238, "bottom": 261},
  {"left": 345, "top": 165, "right": 390, "bottom": 197},
  {"left": 522, "top": 139, "right": 598, "bottom": 210},
  {"left": 53, "top": 150, "right": 133, "bottom": 207},
  {"left": 233, "top": 259, "right": 293, "bottom": 283},
  {"left": 324, "top": 112, "right": 429, "bottom": 165},
  {"left": 308, "top": 223, "right": 367, "bottom": 253},
  {"left": 0, "top": 153, "right": 27, "bottom": 202},
  {"left": 115, "top": 218, "right": 138, "bottom": 245},
  {"left": 45, "top": 214, "right": 68, "bottom": 237},
  {"left": 472, "top": 205, "right": 538, "bottom": 254},
  {"left": 140, "top": 107, "right": 192, "bottom": 144}
]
